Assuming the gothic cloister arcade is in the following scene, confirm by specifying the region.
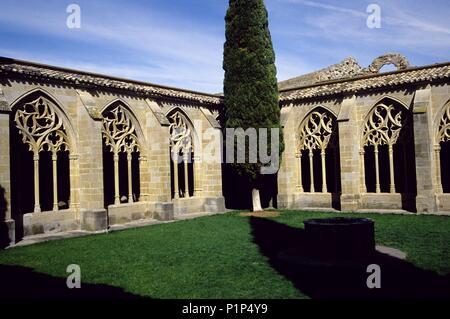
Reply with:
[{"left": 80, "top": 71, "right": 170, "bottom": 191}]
[{"left": 1, "top": 55, "right": 450, "bottom": 247}]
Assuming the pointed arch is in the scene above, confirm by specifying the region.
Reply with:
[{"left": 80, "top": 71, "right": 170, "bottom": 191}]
[
  {"left": 10, "top": 88, "right": 78, "bottom": 154},
  {"left": 434, "top": 99, "right": 450, "bottom": 193},
  {"left": 101, "top": 99, "right": 146, "bottom": 152},
  {"left": 297, "top": 106, "right": 337, "bottom": 152},
  {"left": 360, "top": 97, "right": 415, "bottom": 199},
  {"left": 165, "top": 107, "right": 200, "bottom": 148},
  {"left": 165, "top": 107, "right": 199, "bottom": 199},
  {"left": 10, "top": 89, "right": 76, "bottom": 214},
  {"left": 295, "top": 106, "right": 340, "bottom": 196},
  {"left": 101, "top": 99, "right": 144, "bottom": 206}
]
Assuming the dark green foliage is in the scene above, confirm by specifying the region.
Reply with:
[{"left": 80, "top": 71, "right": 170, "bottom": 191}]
[{"left": 223, "top": 0, "right": 284, "bottom": 185}]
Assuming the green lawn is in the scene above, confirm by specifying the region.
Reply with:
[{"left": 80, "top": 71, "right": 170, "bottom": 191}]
[{"left": 0, "top": 211, "right": 449, "bottom": 299}]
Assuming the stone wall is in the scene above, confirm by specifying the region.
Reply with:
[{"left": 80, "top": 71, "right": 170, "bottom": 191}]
[
  {"left": 0, "top": 76, "right": 225, "bottom": 245},
  {"left": 278, "top": 83, "right": 450, "bottom": 214}
]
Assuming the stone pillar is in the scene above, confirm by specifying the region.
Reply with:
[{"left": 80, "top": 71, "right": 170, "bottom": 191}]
[
  {"left": 193, "top": 154, "right": 203, "bottom": 196},
  {"left": 183, "top": 152, "right": 190, "bottom": 198},
  {"left": 33, "top": 153, "right": 41, "bottom": 213},
  {"left": 359, "top": 149, "right": 367, "bottom": 193},
  {"left": 434, "top": 145, "right": 443, "bottom": 193},
  {"left": 295, "top": 151, "right": 303, "bottom": 193},
  {"left": 308, "top": 150, "right": 315, "bottom": 193},
  {"left": 173, "top": 152, "right": 180, "bottom": 199},
  {"left": 388, "top": 144, "right": 396, "bottom": 193},
  {"left": 374, "top": 145, "right": 381, "bottom": 193},
  {"left": 412, "top": 86, "right": 438, "bottom": 213},
  {"left": 338, "top": 95, "right": 361, "bottom": 211},
  {"left": 127, "top": 152, "right": 133, "bottom": 203},
  {"left": 113, "top": 153, "right": 120, "bottom": 205},
  {"left": 139, "top": 155, "right": 150, "bottom": 202},
  {"left": 69, "top": 154, "right": 80, "bottom": 211},
  {"left": 0, "top": 111, "right": 15, "bottom": 246},
  {"left": 321, "top": 149, "right": 327, "bottom": 193},
  {"left": 52, "top": 153, "right": 59, "bottom": 211}
]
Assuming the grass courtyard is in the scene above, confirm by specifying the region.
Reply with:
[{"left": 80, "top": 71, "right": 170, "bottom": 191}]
[{"left": 0, "top": 211, "right": 449, "bottom": 299}]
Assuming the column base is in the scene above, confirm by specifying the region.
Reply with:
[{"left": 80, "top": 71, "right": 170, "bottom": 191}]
[{"left": 1, "top": 219, "right": 15, "bottom": 248}]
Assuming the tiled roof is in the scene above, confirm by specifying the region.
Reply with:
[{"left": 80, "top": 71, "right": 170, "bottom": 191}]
[
  {"left": 0, "top": 57, "right": 222, "bottom": 105},
  {"left": 280, "top": 62, "right": 450, "bottom": 102}
]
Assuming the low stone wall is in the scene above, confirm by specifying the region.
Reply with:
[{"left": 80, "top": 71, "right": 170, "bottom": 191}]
[
  {"left": 23, "top": 209, "right": 79, "bottom": 236},
  {"left": 107, "top": 202, "right": 149, "bottom": 225},
  {"left": 437, "top": 194, "right": 450, "bottom": 212},
  {"left": 277, "top": 193, "right": 333, "bottom": 210},
  {"left": 173, "top": 196, "right": 225, "bottom": 216},
  {"left": 360, "top": 193, "right": 402, "bottom": 210}
]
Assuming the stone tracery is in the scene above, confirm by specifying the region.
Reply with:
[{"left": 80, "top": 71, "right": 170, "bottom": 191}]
[
  {"left": 14, "top": 96, "right": 71, "bottom": 213},
  {"left": 296, "top": 110, "right": 336, "bottom": 193},
  {"left": 361, "top": 102, "right": 405, "bottom": 193},
  {"left": 102, "top": 104, "right": 141, "bottom": 205}
]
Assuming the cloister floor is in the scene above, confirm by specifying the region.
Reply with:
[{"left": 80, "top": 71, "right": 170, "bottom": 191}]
[{"left": 0, "top": 211, "right": 449, "bottom": 299}]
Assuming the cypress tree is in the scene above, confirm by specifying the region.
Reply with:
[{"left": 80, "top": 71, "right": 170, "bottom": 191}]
[{"left": 223, "top": 0, "right": 284, "bottom": 211}]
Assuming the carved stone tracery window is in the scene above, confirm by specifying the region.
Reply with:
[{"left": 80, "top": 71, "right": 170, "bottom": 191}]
[
  {"left": 14, "top": 96, "right": 71, "bottom": 213},
  {"left": 168, "top": 111, "right": 195, "bottom": 199},
  {"left": 436, "top": 102, "right": 450, "bottom": 193},
  {"left": 361, "top": 102, "right": 406, "bottom": 194},
  {"left": 102, "top": 105, "right": 141, "bottom": 205},
  {"left": 296, "top": 110, "right": 336, "bottom": 193}
]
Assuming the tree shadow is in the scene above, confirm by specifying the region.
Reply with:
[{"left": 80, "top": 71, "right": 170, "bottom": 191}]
[
  {"left": 0, "top": 264, "right": 146, "bottom": 299},
  {"left": 249, "top": 217, "right": 450, "bottom": 299}
]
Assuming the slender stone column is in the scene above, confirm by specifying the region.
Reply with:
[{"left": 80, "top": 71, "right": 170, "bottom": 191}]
[
  {"left": 374, "top": 145, "right": 381, "bottom": 193},
  {"left": 33, "top": 153, "right": 41, "bottom": 213},
  {"left": 52, "top": 153, "right": 58, "bottom": 211},
  {"left": 113, "top": 153, "right": 120, "bottom": 205},
  {"left": 321, "top": 149, "right": 327, "bottom": 193},
  {"left": 183, "top": 152, "right": 190, "bottom": 198},
  {"left": 360, "top": 149, "right": 367, "bottom": 193},
  {"left": 173, "top": 152, "right": 180, "bottom": 199},
  {"left": 127, "top": 152, "right": 133, "bottom": 203},
  {"left": 295, "top": 151, "right": 303, "bottom": 193},
  {"left": 193, "top": 154, "right": 203, "bottom": 196},
  {"left": 388, "top": 144, "right": 396, "bottom": 193},
  {"left": 309, "top": 150, "right": 315, "bottom": 193},
  {"left": 435, "top": 145, "right": 443, "bottom": 193}
]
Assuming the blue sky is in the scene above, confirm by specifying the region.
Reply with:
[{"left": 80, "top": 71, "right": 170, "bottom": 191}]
[{"left": 0, "top": 0, "right": 449, "bottom": 93}]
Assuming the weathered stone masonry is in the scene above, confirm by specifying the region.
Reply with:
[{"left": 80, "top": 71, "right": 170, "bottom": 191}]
[
  {"left": 277, "top": 54, "right": 450, "bottom": 215},
  {"left": 0, "top": 57, "right": 225, "bottom": 246}
]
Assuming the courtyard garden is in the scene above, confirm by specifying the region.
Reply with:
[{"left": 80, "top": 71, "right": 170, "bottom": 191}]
[{"left": 0, "top": 211, "right": 449, "bottom": 299}]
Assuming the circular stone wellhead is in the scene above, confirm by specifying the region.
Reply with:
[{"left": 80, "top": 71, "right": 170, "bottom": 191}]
[{"left": 303, "top": 217, "right": 376, "bottom": 262}]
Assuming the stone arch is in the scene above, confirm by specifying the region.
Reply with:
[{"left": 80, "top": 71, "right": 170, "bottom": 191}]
[
  {"left": 295, "top": 107, "right": 341, "bottom": 203},
  {"left": 165, "top": 107, "right": 200, "bottom": 148},
  {"left": 365, "top": 53, "right": 411, "bottom": 74},
  {"left": 9, "top": 89, "right": 77, "bottom": 239},
  {"left": 101, "top": 99, "right": 147, "bottom": 151},
  {"left": 101, "top": 100, "right": 145, "bottom": 206},
  {"left": 10, "top": 88, "right": 78, "bottom": 154},
  {"left": 165, "top": 107, "right": 199, "bottom": 199},
  {"left": 360, "top": 97, "right": 416, "bottom": 203},
  {"left": 434, "top": 99, "right": 450, "bottom": 193}
]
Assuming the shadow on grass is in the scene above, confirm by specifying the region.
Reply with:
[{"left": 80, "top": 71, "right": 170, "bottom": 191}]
[
  {"left": 0, "top": 264, "right": 145, "bottom": 299},
  {"left": 249, "top": 217, "right": 450, "bottom": 299}
]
